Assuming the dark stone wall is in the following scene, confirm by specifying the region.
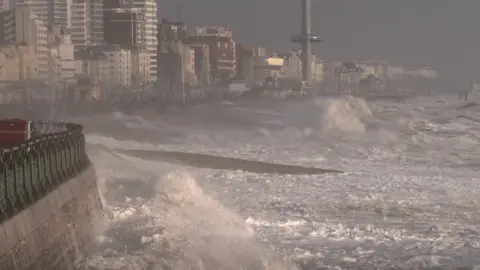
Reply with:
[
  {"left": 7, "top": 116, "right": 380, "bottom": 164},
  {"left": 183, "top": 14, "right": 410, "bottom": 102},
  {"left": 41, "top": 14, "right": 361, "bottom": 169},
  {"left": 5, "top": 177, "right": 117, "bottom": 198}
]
[{"left": 0, "top": 166, "right": 104, "bottom": 270}]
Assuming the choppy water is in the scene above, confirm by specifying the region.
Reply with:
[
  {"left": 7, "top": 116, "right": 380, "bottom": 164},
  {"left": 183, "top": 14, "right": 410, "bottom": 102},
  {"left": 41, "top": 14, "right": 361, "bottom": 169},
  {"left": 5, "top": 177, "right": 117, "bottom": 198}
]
[{"left": 71, "top": 94, "right": 480, "bottom": 269}]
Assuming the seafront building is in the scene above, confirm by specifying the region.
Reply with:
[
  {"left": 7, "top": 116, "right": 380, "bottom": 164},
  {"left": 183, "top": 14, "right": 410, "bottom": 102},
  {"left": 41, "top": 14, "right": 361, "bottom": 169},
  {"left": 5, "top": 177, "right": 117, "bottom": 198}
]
[
  {"left": 71, "top": 0, "right": 104, "bottom": 48},
  {"left": 48, "top": 25, "right": 75, "bottom": 83},
  {"left": 184, "top": 26, "right": 236, "bottom": 84},
  {"left": 279, "top": 50, "right": 323, "bottom": 84},
  {"left": 14, "top": 6, "right": 49, "bottom": 79},
  {"left": 0, "top": 0, "right": 440, "bottom": 99},
  {"left": 103, "top": 0, "right": 157, "bottom": 82}
]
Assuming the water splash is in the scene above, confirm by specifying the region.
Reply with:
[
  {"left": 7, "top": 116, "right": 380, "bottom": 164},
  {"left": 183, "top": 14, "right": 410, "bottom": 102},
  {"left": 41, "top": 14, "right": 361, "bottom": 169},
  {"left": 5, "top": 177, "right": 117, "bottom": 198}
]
[
  {"left": 81, "top": 146, "right": 297, "bottom": 270},
  {"left": 316, "top": 96, "right": 372, "bottom": 133}
]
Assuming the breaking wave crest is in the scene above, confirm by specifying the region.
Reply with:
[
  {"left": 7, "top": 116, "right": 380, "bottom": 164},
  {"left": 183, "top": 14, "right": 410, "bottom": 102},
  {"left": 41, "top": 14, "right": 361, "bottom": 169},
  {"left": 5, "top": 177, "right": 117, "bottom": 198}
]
[
  {"left": 317, "top": 96, "right": 373, "bottom": 133},
  {"left": 82, "top": 144, "right": 297, "bottom": 270},
  {"left": 69, "top": 94, "right": 480, "bottom": 269}
]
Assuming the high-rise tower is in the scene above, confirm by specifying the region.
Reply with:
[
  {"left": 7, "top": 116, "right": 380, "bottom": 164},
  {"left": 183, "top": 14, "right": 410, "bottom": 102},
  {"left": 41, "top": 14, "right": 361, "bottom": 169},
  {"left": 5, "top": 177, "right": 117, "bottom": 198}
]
[
  {"left": 103, "top": 0, "right": 158, "bottom": 81},
  {"left": 291, "top": 0, "right": 321, "bottom": 85}
]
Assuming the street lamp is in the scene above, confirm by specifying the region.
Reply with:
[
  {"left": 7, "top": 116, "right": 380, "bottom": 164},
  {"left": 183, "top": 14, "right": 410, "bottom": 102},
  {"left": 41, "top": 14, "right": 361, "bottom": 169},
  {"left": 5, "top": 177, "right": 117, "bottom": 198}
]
[
  {"left": 180, "top": 45, "right": 186, "bottom": 106},
  {"left": 24, "top": 66, "right": 30, "bottom": 105}
]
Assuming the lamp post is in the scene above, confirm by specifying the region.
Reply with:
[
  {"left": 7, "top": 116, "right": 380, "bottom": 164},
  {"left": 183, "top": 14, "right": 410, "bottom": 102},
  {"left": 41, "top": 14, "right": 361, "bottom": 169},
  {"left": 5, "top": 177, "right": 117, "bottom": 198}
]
[
  {"left": 26, "top": 67, "right": 31, "bottom": 105},
  {"left": 180, "top": 45, "right": 186, "bottom": 106}
]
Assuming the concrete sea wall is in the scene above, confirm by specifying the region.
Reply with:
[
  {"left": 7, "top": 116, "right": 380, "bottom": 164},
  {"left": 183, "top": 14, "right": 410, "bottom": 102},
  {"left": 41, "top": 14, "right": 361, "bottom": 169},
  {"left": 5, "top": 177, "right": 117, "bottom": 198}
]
[
  {"left": 0, "top": 165, "right": 102, "bottom": 269},
  {"left": 0, "top": 122, "right": 104, "bottom": 269}
]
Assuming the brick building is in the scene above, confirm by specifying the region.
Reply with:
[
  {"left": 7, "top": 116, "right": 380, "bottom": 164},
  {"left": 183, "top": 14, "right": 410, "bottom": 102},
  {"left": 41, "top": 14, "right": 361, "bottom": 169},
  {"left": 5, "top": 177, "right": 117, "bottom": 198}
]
[{"left": 184, "top": 26, "right": 236, "bottom": 84}]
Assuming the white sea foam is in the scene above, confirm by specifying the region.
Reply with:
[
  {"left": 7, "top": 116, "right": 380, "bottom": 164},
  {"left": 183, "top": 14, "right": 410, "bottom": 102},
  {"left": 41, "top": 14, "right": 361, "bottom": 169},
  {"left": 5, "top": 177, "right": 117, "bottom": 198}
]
[
  {"left": 76, "top": 94, "right": 480, "bottom": 269},
  {"left": 82, "top": 140, "right": 296, "bottom": 269}
]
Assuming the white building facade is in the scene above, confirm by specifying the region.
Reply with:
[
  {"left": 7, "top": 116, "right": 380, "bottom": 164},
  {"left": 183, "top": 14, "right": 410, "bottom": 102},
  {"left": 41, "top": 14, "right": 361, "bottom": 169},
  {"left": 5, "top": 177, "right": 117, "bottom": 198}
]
[
  {"left": 280, "top": 50, "right": 302, "bottom": 78},
  {"left": 91, "top": 0, "right": 103, "bottom": 44},
  {"left": 280, "top": 50, "right": 322, "bottom": 83},
  {"left": 416, "top": 67, "right": 436, "bottom": 79},
  {"left": 56, "top": 32, "right": 75, "bottom": 81},
  {"left": 313, "top": 59, "right": 324, "bottom": 84},
  {"left": 130, "top": 46, "right": 150, "bottom": 86},
  {"left": 182, "top": 44, "right": 196, "bottom": 85},
  {"left": 15, "top": 6, "right": 49, "bottom": 78},
  {"left": 71, "top": 0, "right": 103, "bottom": 49},
  {"left": 103, "top": 46, "right": 132, "bottom": 87},
  {"left": 52, "top": 0, "right": 72, "bottom": 27},
  {"left": 131, "top": 0, "right": 157, "bottom": 81},
  {"left": 71, "top": 0, "right": 90, "bottom": 48}
]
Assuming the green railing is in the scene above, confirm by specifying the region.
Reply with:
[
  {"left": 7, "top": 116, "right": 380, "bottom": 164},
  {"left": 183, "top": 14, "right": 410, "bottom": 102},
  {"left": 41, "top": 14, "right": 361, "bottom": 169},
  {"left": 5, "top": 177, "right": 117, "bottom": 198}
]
[{"left": 0, "top": 122, "right": 89, "bottom": 223}]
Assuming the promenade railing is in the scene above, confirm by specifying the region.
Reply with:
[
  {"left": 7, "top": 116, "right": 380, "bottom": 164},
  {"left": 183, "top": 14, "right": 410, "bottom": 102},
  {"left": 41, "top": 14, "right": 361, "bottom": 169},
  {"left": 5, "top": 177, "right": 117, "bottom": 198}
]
[{"left": 0, "top": 122, "right": 89, "bottom": 223}]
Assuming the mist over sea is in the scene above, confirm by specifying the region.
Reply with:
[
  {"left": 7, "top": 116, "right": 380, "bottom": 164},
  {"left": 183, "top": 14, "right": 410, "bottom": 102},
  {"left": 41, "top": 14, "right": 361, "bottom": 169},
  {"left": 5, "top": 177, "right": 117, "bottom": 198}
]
[{"left": 70, "top": 93, "right": 480, "bottom": 269}]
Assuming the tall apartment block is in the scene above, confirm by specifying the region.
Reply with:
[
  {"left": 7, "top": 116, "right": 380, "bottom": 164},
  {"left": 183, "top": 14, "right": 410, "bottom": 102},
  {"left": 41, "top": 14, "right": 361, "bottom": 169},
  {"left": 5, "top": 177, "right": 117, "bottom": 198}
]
[
  {"left": 52, "top": 0, "right": 72, "bottom": 27},
  {"left": 14, "top": 0, "right": 48, "bottom": 23},
  {"left": 71, "top": 0, "right": 91, "bottom": 47},
  {"left": 71, "top": 0, "right": 103, "bottom": 49},
  {"left": 0, "top": 7, "right": 14, "bottom": 41},
  {"left": 103, "top": 7, "right": 141, "bottom": 46},
  {"left": 0, "top": 5, "right": 49, "bottom": 78},
  {"left": 91, "top": 0, "right": 103, "bottom": 44},
  {"left": 16, "top": 6, "right": 49, "bottom": 78},
  {"left": 15, "top": 0, "right": 73, "bottom": 28},
  {"left": 103, "top": 0, "right": 157, "bottom": 82},
  {"left": 6, "top": 0, "right": 103, "bottom": 49}
]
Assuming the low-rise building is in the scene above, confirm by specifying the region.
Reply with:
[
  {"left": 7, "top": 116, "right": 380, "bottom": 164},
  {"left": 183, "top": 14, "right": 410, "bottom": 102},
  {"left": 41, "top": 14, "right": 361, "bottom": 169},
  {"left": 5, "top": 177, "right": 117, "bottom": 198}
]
[
  {"left": 102, "top": 45, "right": 132, "bottom": 87},
  {"left": 235, "top": 44, "right": 254, "bottom": 86},
  {"left": 130, "top": 46, "right": 151, "bottom": 86},
  {"left": 360, "top": 64, "right": 377, "bottom": 77},
  {"left": 191, "top": 44, "right": 210, "bottom": 86},
  {"left": 338, "top": 62, "right": 364, "bottom": 84},
  {"left": 0, "top": 43, "right": 39, "bottom": 103},
  {"left": 181, "top": 44, "right": 197, "bottom": 86},
  {"left": 69, "top": 77, "right": 103, "bottom": 103},
  {"left": 252, "top": 47, "right": 267, "bottom": 57},
  {"left": 0, "top": 43, "right": 39, "bottom": 81},
  {"left": 156, "top": 19, "right": 188, "bottom": 92},
  {"left": 184, "top": 26, "right": 236, "bottom": 83},
  {"left": 334, "top": 62, "right": 365, "bottom": 91},
  {"left": 235, "top": 45, "right": 277, "bottom": 87},
  {"left": 74, "top": 47, "right": 109, "bottom": 85},
  {"left": 254, "top": 55, "right": 283, "bottom": 87},
  {"left": 48, "top": 25, "right": 75, "bottom": 84},
  {"left": 322, "top": 60, "right": 341, "bottom": 83},
  {"left": 313, "top": 58, "right": 324, "bottom": 84},
  {"left": 415, "top": 67, "right": 436, "bottom": 79},
  {"left": 0, "top": 45, "right": 20, "bottom": 81},
  {"left": 279, "top": 49, "right": 320, "bottom": 83},
  {"left": 280, "top": 50, "right": 302, "bottom": 79}
]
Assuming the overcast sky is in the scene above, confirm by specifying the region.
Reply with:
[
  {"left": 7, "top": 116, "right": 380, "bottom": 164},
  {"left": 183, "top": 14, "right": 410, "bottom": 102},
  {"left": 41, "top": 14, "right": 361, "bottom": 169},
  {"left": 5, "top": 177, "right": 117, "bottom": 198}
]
[{"left": 159, "top": 0, "right": 480, "bottom": 81}]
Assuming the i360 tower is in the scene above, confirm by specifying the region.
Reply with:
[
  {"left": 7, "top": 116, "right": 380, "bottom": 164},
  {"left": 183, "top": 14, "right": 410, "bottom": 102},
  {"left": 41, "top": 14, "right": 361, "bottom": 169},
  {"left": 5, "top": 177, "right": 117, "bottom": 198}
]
[{"left": 291, "top": 0, "right": 322, "bottom": 85}]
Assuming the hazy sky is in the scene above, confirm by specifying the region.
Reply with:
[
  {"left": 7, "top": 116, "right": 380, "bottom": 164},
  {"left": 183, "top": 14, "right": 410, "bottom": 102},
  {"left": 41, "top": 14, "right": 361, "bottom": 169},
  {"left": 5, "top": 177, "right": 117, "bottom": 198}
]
[{"left": 160, "top": 0, "right": 480, "bottom": 81}]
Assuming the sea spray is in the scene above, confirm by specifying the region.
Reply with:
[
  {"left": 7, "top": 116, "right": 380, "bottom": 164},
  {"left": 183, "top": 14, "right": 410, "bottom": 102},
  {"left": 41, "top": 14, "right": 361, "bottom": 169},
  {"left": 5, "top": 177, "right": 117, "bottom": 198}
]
[{"left": 83, "top": 145, "right": 297, "bottom": 269}]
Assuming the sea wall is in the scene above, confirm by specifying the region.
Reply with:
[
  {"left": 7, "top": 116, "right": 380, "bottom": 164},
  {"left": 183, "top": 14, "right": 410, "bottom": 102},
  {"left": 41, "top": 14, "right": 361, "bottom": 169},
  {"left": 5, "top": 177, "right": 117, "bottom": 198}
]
[{"left": 0, "top": 122, "right": 103, "bottom": 269}]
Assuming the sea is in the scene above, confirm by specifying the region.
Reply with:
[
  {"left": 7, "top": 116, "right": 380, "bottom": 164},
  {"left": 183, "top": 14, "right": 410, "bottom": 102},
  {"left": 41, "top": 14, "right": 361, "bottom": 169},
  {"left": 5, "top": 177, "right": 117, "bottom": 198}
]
[{"left": 69, "top": 93, "right": 480, "bottom": 269}]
